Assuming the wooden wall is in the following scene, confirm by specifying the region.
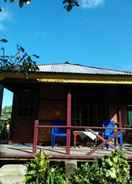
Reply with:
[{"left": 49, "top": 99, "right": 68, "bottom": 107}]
[
  {"left": 10, "top": 84, "right": 67, "bottom": 143},
  {"left": 10, "top": 85, "right": 39, "bottom": 143},
  {"left": 38, "top": 85, "right": 66, "bottom": 144},
  {"left": 10, "top": 84, "right": 131, "bottom": 144},
  {"left": 71, "top": 85, "right": 129, "bottom": 127}
]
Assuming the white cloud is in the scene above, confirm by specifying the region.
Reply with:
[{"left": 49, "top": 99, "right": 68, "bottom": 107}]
[
  {"left": 79, "top": 0, "right": 104, "bottom": 8},
  {"left": 0, "top": 9, "right": 11, "bottom": 31}
]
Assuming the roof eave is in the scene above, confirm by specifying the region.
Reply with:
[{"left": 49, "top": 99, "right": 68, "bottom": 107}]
[{"left": 1, "top": 71, "right": 132, "bottom": 85}]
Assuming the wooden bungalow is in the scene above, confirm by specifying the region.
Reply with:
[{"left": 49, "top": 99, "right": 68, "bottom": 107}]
[{"left": 1, "top": 62, "right": 132, "bottom": 160}]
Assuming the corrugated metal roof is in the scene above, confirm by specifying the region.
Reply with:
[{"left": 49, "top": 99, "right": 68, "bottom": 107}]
[{"left": 38, "top": 63, "right": 132, "bottom": 75}]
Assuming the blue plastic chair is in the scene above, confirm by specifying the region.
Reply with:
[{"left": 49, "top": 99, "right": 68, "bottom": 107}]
[
  {"left": 103, "top": 120, "right": 123, "bottom": 147},
  {"left": 51, "top": 119, "right": 66, "bottom": 147}
]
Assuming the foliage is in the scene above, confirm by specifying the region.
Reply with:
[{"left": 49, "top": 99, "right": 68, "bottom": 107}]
[
  {"left": 3, "top": 0, "right": 32, "bottom": 8},
  {"left": 0, "top": 45, "right": 39, "bottom": 76},
  {"left": 25, "top": 149, "right": 132, "bottom": 184},
  {"left": 25, "top": 150, "right": 67, "bottom": 184},
  {"left": 25, "top": 151, "right": 49, "bottom": 184},
  {"left": 1, "top": 106, "right": 12, "bottom": 120},
  {"left": 63, "top": 0, "right": 79, "bottom": 11},
  {"left": 47, "top": 167, "right": 67, "bottom": 184},
  {"left": 0, "top": 119, "right": 8, "bottom": 140},
  {"left": 69, "top": 149, "right": 131, "bottom": 184},
  {"left": 97, "top": 149, "right": 130, "bottom": 184},
  {"left": 3, "top": 0, "right": 80, "bottom": 11},
  {"left": 69, "top": 162, "right": 99, "bottom": 184},
  {"left": 0, "top": 106, "right": 12, "bottom": 141}
]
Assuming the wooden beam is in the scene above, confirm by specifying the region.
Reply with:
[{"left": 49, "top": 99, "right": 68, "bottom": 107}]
[{"left": 2, "top": 72, "right": 132, "bottom": 85}]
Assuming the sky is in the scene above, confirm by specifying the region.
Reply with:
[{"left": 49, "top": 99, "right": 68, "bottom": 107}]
[{"left": 1, "top": 0, "right": 132, "bottom": 106}]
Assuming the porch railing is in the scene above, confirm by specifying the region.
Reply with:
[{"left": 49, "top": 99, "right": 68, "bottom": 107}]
[{"left": 32, "top": 120, "right": 132, "bottom": 158}]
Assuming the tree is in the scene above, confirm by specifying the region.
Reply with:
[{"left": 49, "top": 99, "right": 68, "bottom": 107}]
[
  {"left": 0, "top": 106, "right": 12, "bottom": 141},
  {"left": 1, "top": 106, "right": 12, "bottom": 120},
  {"left": 3, "top": 0, "right": 79, "bottom": 11},
  {"left": 0, "top": 44, "right": 39, "bottom": 76},
  {"left": 63, "top": 0, "right": 79, "bottom": 11}
]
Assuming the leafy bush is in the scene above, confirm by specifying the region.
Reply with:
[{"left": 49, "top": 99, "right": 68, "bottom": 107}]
[
  {"left": 25, "top": 150, "right": 67, "bottom": 184},
  {"left": 97, "top": 149, "right": 130, "bottom": 184},
  {"left": 47, "top": 167, "right": 67, "bottom": 184},
  {"left": 25, "top": 149, "right": 132, "bottom": 184},
  {"left": 69, "top": 162, "right": 99, "bottom": 184},
  {"left": 0, "top": 106, "right": 12, "bottom": 141},
  {"left": 25, "top": 151, "right": 49, "bottom": 184},
  {"left": 69, "top": 149, "right": 131, "bottom": 184}
]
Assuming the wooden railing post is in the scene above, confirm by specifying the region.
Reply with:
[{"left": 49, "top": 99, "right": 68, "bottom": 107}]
[
  {"left": 66, "top": 92, "right": 72, "bottom": 155},
  {"left": 32, "top": 120, "right": 39, "bottom": 154}
]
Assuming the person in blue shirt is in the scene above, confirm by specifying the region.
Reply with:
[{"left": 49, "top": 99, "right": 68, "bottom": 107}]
[{"left": 102, "top": 119, "right": 123, "bottom": 149}]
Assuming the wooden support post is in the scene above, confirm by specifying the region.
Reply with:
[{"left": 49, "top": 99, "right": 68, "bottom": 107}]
[
  {"left": 32, "top": 120, "right": 39, "bottom": 154},
  {"left": 66, "top": 92, "right": 72, "bottom": 155}
]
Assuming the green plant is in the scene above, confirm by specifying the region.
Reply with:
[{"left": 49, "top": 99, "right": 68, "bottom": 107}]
[
  {"left": 25, "top": 150, "right": 67, "bottom": 184},
  {"left": 47, "top": 167, "right": 67, "bottom": 184},
  {"left": 69, "top": 162, "right": 99, "bottom": 184},
  {"left": 0, "top": 45, "right": 39, "bottom": 76},
  {"left": 69, "top": 149, "right": 131, "bottom": 184},
  {"left": 0, "top": 106, "right": 12, "bottom": 142},
  {"left": 1, "top": 106, "right": 12, "bottom": 120},
  {"left": 3, "top": 0, "right": 79, "bottom": 11},
  {"left": 25, "top": 149, "right": 131, "bottom": 184},
  {"left": 0, "top": 119, "right": 8, "bottom": 140},
  {"left": 97, "top": 149, "right": 130, "bottom": 184},
  {"left": 25, "top": 150, "right": 49, "bottom": 184}
]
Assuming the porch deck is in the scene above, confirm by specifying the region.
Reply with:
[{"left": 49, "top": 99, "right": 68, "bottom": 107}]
[{"left": 1, "top": 144, "right": 132, "bottom": 161}]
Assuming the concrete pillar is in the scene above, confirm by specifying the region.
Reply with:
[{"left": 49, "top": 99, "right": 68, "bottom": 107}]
[{"left": 65, "top": 160, "right": 77, "bottom": 177}]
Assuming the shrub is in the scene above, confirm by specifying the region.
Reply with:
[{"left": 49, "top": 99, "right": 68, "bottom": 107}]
[
  {"left": 25, "top": 150, "right": 67, "bottom": 184},
  {"left": 69, "top": 149, "right": 131, "bottom": 184},
  {"left": 97, "top": 149, "right": 130, "bottom": 184},
  {"left": 47, "top": 167, "right": 67, "bottom": 184},
  {"left": 25, "top": 151, "right": 49, "bottom": 184},
  {"left": 25, "top": 149, "right": 132, "bottom": 184},
  {"left": 69, "top": 162, "right": 99, "bottom": 184}
]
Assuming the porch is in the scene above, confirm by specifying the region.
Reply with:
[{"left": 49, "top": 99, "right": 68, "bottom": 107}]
[{"left": 1, "top": 143, "right": 132, "bottom": 161}]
